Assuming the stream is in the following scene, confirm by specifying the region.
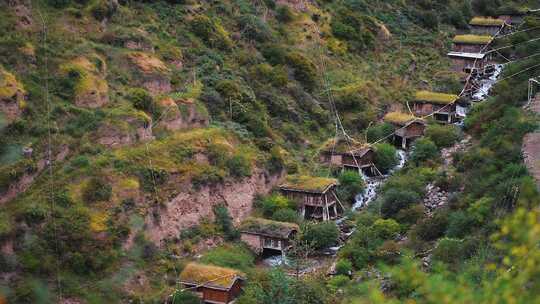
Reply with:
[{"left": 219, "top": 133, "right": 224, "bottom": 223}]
[{"left": 262, "top": 64, "right": 505, "bottom": 269}]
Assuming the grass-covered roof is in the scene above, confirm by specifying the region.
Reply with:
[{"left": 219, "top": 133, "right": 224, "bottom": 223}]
[
  {"left": 469, "top": 17, "right": 505, "bottom": 26},
  {"left": 415, "top": 91, "right": 459, "bottom": 105},
  {"left": 453, "top": 35, "right": 493, "bottom": 45},
  {"left": 321, "top": 137, "right": 369, "bottom": 155},
  {"left": 383, "top": 112, "right": 422, "bottom": 126},
  {"left": 179, "top": 263, "right": 245, "bottom": 289},
  {"left": 240, "top": 217, "right": 299, "bottom": 238},
  {"left": 280, "top": 175, "right": 338, "bottom": 193}
]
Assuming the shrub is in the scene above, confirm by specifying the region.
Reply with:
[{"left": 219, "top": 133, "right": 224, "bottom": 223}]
[
  {"left": 82, "top": 176, "right": 112, "bottom": 203},
  {"left": 410, "top": 138, "right": 439, "bottom": 165},
  {"left": 172, "top": 291, "right": 202, "bottom": 304},
  {"left": 446, "top": 211, "right": 475, "bottom": 238},
  {"left": 327, "top": 275, "right": 350, "bottom": 292},
  {"left": 375, "top": 240, "right": 401, "bottom": 264},
  {"left": 239, "top": 15, "right": 273, "bottom": 42},
  {"left": 213, "top": 205, "right": 239, "bottom": 240},
  {"left": 380, "top": 189, "right": 420, "bottom": 218},
  {"left": 276, "top": 5, "right": 295, "bottom": 22},
  {"left": 395, "top": 204, "right": 425, "bottom": 227},
  {"left": 226, "top": 154, "right": 252, "bottom": 178},
  {"left": 372, "top": 218, "right": 400, "bottom": 240},
  {"left": 425, "top": 124, "right": 460, "bottom": 148},
  {"left": 302, "top": 222, "right": 339, "bottom": 250},
  {"left": 374, "top": 143, "right": 398, "bottom": 173},
  {"left": 412, "top": 211, "right": 449, "bottom": 241},
  {"left": 191, "top": 15, "right": 233, "bottom": 50},
  {"left": 367, "top": 123, "right": 394, "bottom": 143},
  {"left": 272, "top": 208, "right": 300, "bottom": 223},
  {"left": 256, "top": 194, "right": 295, "bottom": 218},
  {"left": 337, "top": 171, "right": 364, "bottom": 205},
  {"left": 285, "top": 52, "right": 317, "bottom": 90},
  {"left": 127, "top": 88, "right": 160, "bottom": 117},
  {"left": 432, "top": 238, "right": 464, "bottom": 265},
  {"left": 89, "top": 0, "right": 118, "bottom": 21},
  {"left": 335, "top": 259, "right": 353, "bottom": 276}
]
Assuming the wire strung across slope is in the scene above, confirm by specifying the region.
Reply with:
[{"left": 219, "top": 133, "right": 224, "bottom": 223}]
[{"left": 35, "top": 2, "right": 63, "bottom": 301}]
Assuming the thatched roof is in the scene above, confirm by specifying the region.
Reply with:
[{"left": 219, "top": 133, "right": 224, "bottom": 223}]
[
  {"left": 469, "top": 17, "right": 505, "bottom": 26},
  {"left": 280, "top": 175, "right": 338, "bottom": 194},
  {"left": 453, "top": 35, "right": 493, "bottom": 45},
  {"left": 240, "top": 217, "right": 299, "bottom": 238},
  {"left": 415, "top": 91, "right": 459, "bottom": 105},
  {"left": 383, "top": 112, "right": 424, "bottom": 126},
  {"left": 179, "top": 263, "right": 245, "bottom": 290},
  {"left": 321, "top": 137, "right": 370, "bottom": 155}
]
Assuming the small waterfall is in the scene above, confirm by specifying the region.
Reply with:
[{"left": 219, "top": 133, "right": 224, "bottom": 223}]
[
  {"left": 352, "top": 150, "right": 407, "bottom": 211},
  {"left": 472, "top": 64, "right": 503, "bottom": 101}
]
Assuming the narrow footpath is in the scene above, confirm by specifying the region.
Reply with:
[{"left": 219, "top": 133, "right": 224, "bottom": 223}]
[{"left": 523, "top": 93, "right": 540, "bottom": 190}]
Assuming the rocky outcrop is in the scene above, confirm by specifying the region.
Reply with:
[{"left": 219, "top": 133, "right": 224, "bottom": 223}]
[
  {"left": 60, "top": 56, "right": 109, "bottom": 108},
  {"left": 157, "top": 97, "right": 209, "bottom": 131},
  {"left": 0, "top": 146, "right": 69, "bottom": 205},
  {"left": 145, "top": 170, "right": 283, "bottom": 245},
  {"left": 97, "top": 116, "right": 153, "bottom": 148},
  {"left": 128, "top": 52, "right": 171, "bottom": 96}
]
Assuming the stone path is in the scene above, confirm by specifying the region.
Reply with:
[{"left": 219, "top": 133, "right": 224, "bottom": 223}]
[{"left": 523, "top": 93, "right": 540, "bottom": 190}]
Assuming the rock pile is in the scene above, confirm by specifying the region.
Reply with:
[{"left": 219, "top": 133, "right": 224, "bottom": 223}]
[{"left": 423, "top": 184, "right": 449, "bottom": 213}]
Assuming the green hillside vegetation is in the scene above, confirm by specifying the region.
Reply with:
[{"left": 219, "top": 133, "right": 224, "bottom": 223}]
[{"left": 0, "top": 0, "right": 539, "bottom": 303}]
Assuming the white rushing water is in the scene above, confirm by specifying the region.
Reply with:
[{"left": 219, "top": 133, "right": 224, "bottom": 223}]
[
  {"left": 472, "top": 64, "right": 503, "bottom": 101},
  {"left": 352, "top": 149, "right": 407, "bottom": 211}
]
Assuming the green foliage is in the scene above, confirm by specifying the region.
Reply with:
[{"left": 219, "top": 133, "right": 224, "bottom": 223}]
[
  {"left": 200, "top": 244, "right": 254, "bottom": 272},
  {"left": 410, "top": 138, "right": 439, "bottom": 165},
  {"left": 381, "top": 189, "right": 420, "bottom": 218},
  {"left": 335, "top": 259, "right": 353, "bottom": 276},
  {"left": 271, "top": 208, "right": 300, "bottom": 223},
  {"left": 285, "top": 52, "right": 318, "bottom": 90},
  {"left": 226, "top": 154, "right": 252, "bottom": 178},
  {"left": 301, "top": 222, "right": 339, "bottom": 250},
  {"left": 239, "top": 15, "right": 273, "bottom": 42},
  {"left": 367, "top": 123, "right": 395, "bottom": 143},
  {"left": 446, "top": 210, "right": 476, "bottom": 238},
  {"left": 191, "top": 15, "right": 233, "bottom": 50},
  {"left": 374, "top": 143, "right": 398, "bottom": 173},
  {"left": 276, "top": 5, "right": 296, "bottom": 22},
  {"left": 410, "top": 210, "right": 449, "bottom": 242},
  {"left": 331, "top": 8, "right": 376, "bottom": 51},
  {"left": 256, "top": 194, "right": 296, "bottom": 218},
  {"left": 432, "top": 238, "right": 465, "bottom": 265},
  {"left": 425, "top": 124, "right": 460, "bottom": 148},
  {"left": 127, "top": 88, "right": 161, "bottom": 119},
  {"left": 82, "top": 176, "right": 112, "bottom": 204},
  {"left": 372, "top": 218, "right": 400, "bottom": 239},
  {"left": 171, "top": 290, "right": 202, "bottom": 304},
  {"left": 337, "top": 171, "right": 364, "bottom": 205},
  {"left": 213, "top": 204, "right": 239, "bottom": 241}
]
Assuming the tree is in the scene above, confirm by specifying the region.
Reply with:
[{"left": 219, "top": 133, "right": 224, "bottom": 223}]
[
  {"left": 425, "top": 124, "right": 460, "bottom": 148},
  {"left": 410, "top": 138, "right": 439, "bottom": 165},
  {"left": 337, "top": 171, "right": 365, "bottom": 205},
  {"left": 380, "top": 189, "right": 420, "bottom": 218},
  {"left": 374, "top": 143, "right": 398, "bottom": 173},
  {"left": 213, "top": 205, "right": 239, "bottom": 240},
  {"left": 301, "top": 222, "right": 339, "bottom": 250}
]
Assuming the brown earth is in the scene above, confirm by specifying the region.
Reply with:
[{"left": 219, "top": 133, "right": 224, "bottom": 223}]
[{"left": 523, "top": 93, "right": 540, "bottom": 190}]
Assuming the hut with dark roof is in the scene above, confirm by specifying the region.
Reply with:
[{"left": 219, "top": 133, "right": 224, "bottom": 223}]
[
  {"left": 179, "top": 263, "right": 245, "bottom": 304},
  {"left": 240, "top": 217, "right": 299, "bottom": 255},
  {"left": 469, "top": 17, "right": 506, "bottom": 35},
  {"left": 279, "top": 175, "right": 343, "bottom": 221},
  {"left": 320, "top": 138, "right": 376, "bottom": 175},
  {"left": 383, "top": 112, "right": 426, "bottom": 149},
  {"left": 412, "top": 91, "right": 459, "bottom": 123}
]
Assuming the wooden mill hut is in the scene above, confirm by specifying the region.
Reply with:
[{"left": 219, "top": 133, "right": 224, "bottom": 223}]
[
  {"left": 469, "top": 17, "right": 506, "bottom": 35},
  {"left": 280, "top": 175, "right": 343, "bottom": 221},
  {"left": 412, "top": 91, "right": 459, "bottom": 123},
  {"left": 320, "top": 138, "right": 376, "bottom": 175},
  {"left": 240, "top": 217, "right": 299, "bottom": 256},
  {"left": 179, "top": 263, "right": 245, "bottom": 304},
  {"left": 383, "top": 112, "right": 426, "bottom": 149},
  {"left": 447, "top": 51, "right": 491, "bottom": 74},
  {"left": 452, "top": 34, "right": 493, "bottom": 53}
]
